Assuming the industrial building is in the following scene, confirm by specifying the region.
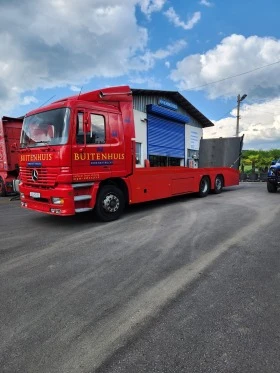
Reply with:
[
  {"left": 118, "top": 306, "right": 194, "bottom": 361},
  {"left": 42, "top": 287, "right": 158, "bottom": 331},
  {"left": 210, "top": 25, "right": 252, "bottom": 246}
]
[{"left": 132, "top": 88, "right": 214, "bottom": 168}]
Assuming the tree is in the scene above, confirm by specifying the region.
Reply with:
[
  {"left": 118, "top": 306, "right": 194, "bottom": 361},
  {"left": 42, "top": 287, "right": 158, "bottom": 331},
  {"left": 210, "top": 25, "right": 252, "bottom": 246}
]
[
  {"left": 247, "top": 154, "right": 259, "bottom": 173},
  {"left": 240, "top": 149, "right": 280, "bottom": 173}
]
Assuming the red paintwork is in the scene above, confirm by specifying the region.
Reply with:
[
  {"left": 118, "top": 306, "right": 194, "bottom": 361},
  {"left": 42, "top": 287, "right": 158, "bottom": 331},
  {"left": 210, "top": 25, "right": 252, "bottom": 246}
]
[
  {"left": 0, "top": 116, "right": 23, "bottom": 194},
  {"left": 128, "top": 166, "right": 239, "bottom": 204},
  {"left": 19, "top": 85, "right": 239, "bottom": 216}
]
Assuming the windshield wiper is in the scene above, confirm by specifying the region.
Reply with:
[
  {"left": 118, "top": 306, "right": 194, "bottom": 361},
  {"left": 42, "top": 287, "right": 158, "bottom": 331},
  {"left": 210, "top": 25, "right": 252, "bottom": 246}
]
[{"left": 34, "top": 140, "right": 51, "bottom": 144}]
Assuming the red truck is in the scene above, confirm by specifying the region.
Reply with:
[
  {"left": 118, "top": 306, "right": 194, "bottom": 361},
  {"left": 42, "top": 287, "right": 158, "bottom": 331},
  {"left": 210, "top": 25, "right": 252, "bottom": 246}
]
[
  {"left": 19, "top": 85, "right": 239, "bottom": 221},
  {"left": 0, "top": 116, "right": 23, "bottom": 196}
]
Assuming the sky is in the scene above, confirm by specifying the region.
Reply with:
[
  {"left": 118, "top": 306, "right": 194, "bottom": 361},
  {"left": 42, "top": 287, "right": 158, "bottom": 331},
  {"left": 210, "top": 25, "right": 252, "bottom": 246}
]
[{"left": 1, "top": 0, "right": 280, "bottom": 150}]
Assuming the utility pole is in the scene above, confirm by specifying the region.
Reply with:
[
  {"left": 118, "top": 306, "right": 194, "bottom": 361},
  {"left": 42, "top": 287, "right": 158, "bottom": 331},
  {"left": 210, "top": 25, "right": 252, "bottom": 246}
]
[{"left": 236, "top": 94, "right": 247, "bottom": 137}]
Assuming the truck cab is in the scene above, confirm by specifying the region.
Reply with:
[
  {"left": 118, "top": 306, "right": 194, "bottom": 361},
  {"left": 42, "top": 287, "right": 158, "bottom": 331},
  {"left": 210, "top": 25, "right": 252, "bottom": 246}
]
[{"left": 19, "top": 86, "right": 135, "bottom": 219}]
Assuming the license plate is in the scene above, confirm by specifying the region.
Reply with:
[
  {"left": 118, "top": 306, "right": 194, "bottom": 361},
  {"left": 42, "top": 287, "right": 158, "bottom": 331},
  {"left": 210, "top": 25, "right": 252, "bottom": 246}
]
[{"left": 30, "top": 192, "right": 41, "bottom": 198}]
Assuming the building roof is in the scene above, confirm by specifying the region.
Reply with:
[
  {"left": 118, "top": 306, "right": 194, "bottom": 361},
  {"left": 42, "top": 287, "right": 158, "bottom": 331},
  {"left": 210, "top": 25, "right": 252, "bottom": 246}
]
[{"left": 131, "top": 88, "right": 214, "bottom": 128}]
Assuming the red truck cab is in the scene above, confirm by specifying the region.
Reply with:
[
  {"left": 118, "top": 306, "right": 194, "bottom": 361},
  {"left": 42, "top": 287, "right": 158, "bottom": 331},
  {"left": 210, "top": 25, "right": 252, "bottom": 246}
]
[
  {"left": 19, "top": 86, "right": 135, "bottom": 219},
  {"left": 19, "top": 86, "right": 239, "bottom": 221}
]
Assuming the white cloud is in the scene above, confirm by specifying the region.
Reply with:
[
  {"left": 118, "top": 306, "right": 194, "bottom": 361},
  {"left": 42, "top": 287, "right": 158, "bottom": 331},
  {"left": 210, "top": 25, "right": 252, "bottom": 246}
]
[
  {"left": 164, "top": 8, "right": 201, "bottom": 30},
  {"left": 165, "top": 61, "right": 170, "bottom": 68},
  {"left": 170, "top": 34, "right": 280, "bottom": 99},
  {"left": 129, "top": 76, "right": 162, "bottom": 89},
  {"left": 70, "top": 86, "right": 82, "bottom": 92},
  {"left": 20, "top": 96, "right": 38, "bottom": 105},
  {"left": 0, "top": 0, "right": 150, "bottom": 115},
  {"left": 138, "top": 0, "right": 166, "bottom": 18},
  {"left": 203, "top": 98, "right": 280, "bottom": 149},
  {"left": 129, "top": 39, "right": 187, "bottom": 71},
  {"left": 152, "top": 40, "right": 187, "bottom": 59},
  {"left": 199, "top": 0, "right": 213, "bottom": 7}
]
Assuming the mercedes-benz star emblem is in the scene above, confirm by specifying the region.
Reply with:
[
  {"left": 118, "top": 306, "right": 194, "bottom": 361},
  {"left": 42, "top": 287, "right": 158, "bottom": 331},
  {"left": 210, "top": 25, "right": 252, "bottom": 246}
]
[{"left": 31, "top": 169, "right": 39, "bottom": 182}]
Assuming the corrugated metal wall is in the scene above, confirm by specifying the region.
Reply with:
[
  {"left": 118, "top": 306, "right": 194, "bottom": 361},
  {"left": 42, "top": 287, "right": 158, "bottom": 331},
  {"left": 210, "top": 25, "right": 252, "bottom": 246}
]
[
  {"left": 133, "top": 95, "right": 201, "bottom": 128},
  {"left": 133, "top": 95, "right": 184, "bottom": 115}
]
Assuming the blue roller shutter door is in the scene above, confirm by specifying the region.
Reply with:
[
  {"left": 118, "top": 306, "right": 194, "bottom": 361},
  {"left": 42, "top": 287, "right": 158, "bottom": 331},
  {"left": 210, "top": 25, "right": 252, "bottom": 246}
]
[
  {"left": 147, "top": 104, "right": 188, "bottom": 159},
  {"left": 148, "top": 114, "right": 185, "bottom": 158},
  {"left": 147, "top": 104, "right": 188, "bottom": 158}
]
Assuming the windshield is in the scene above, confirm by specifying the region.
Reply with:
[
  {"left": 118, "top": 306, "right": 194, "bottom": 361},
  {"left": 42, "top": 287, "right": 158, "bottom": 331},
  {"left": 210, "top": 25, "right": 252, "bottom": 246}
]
[{"left": 20, "top": 108, "right": 70, "bottom": 148}]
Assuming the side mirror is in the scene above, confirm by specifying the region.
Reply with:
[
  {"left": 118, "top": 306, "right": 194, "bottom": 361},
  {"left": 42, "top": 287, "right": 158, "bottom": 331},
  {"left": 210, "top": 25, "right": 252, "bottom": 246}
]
[
  {"left": 271, "top": 160, "right": 276, "bottom": 165},
  {"left": 11, "top": 142, "right": 18, "bottom": 150}
]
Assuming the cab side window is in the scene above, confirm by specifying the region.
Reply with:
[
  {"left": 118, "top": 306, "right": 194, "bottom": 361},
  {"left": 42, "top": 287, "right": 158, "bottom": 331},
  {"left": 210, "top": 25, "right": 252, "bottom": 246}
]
[
  {"left": 76, "top": 112, "right": 84, "bottom": 144},
  {"left": 76, "top": 112, "right": 105, "bottom": 144},
  {"left": 89, "top": 114, "right": 105, "bottom": 144}
]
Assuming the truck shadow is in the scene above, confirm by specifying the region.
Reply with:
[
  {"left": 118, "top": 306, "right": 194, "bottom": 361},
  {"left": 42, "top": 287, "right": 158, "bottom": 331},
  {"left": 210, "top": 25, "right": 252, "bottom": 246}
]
[
  {"left": 124, "top": 186, "right": 239, "bottom": 217},
  {"left": 25, "top": 186, "right": 240, "bottom": 228}
]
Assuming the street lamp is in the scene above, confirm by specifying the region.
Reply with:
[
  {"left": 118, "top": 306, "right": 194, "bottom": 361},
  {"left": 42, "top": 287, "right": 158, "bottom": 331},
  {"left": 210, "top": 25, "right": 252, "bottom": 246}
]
[{"left": 236, "top": 94, "right": 247, "bottom": 137}]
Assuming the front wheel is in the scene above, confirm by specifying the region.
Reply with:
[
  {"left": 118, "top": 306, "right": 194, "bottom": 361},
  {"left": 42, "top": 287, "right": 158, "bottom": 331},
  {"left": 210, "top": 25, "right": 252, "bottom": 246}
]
[
  {"left": 0, "top": 177, "right": 6, "bottom": 197},
  {"left": 95, "top": 185, "right": 124, "bottom": 222},
  {"left": 198, "top": 176, "right": 210, "bottom": 197},
  {"left": 267, "top": 181, "right": 277, "bottom": 193}
]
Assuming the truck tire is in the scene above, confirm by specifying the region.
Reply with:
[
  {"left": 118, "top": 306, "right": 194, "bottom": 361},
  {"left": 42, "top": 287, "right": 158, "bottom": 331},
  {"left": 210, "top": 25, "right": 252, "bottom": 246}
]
[
  {"left": 0, "top": 177, "right": 6, "bottom": 197},
  {"left": 198, "top": 176, "right": 210, "bottom": 197},
  {"left": 267, "top": 181, "right": 277, "bottom": 193},
  {"left": 214, "top": 175, "right": 223, "bottom": 194},
  {"left": 95, "top": 185, "right": 124, "bottom": 222}
]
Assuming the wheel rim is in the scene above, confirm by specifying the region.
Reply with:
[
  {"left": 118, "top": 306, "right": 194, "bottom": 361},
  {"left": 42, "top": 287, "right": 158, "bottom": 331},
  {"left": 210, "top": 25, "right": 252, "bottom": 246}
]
[
  {"left": 102, "top": 193, "right": 120, "bottom": 213},
  {"left": 201, "top": 179, "right": 208, "bottom": 193},
  {"left": 215, "top": 178, "right": 222, "bottom": 190}
]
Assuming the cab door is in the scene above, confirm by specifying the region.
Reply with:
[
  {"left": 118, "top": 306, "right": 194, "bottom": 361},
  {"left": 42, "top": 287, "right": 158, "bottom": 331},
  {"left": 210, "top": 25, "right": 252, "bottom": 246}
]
[
  {"left": 72, "top": 109, "right": 112, "bottom": 182},
  {"left": 106, "top": 112, "right": 126, "bottom": 177}
]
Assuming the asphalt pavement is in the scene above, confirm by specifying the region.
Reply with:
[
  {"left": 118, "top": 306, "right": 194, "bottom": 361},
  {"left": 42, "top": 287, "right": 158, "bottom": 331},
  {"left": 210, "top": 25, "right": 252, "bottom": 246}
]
[{"left": 0, "top": 183, "right": 279, "bottom": 373}]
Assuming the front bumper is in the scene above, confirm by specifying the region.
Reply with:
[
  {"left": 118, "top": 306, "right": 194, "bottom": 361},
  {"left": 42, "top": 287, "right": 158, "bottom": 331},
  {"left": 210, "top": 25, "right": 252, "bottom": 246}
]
[
  {"left": 267, "top": 177, "right": 280, "bottom": 185},
  {"left": 19, "top": 183, "right": 76, "bottom": 216}
]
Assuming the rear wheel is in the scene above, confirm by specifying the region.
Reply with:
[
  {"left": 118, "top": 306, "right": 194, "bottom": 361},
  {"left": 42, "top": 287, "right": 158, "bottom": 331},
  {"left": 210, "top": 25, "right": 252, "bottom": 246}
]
[
  {"left": 0, "top": 177, "right": 6, "bottom": 197},
  {"left": 267, "top": 181, "right": 277, "bottom": 193},
  {"left": 214, "top": 175, "right": 223, "bottom": 194},
  {"left": 95, "top": 185, "right": 124, "bottom": 222},
  {"left": 198, "top": 176, "right": 210, "bottom": 197}
]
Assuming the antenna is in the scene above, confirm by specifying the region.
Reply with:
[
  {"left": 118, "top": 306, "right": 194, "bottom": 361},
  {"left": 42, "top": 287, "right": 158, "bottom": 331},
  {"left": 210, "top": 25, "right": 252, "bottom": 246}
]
[
  {"left": 78, "top": 86, "right": 83, "bottom": 99},
  {"left": 38, "top": 95, "right": 56, "bottom": 108}
]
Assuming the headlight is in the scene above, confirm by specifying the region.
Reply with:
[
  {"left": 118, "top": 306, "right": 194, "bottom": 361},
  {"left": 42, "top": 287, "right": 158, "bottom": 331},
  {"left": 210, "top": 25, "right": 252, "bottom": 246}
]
[
  {"left": 51, "top": 197, "right": 64, "bottom": 205},
  {"left": 269, "top": 168, "right": 275, "bottom": 175}
]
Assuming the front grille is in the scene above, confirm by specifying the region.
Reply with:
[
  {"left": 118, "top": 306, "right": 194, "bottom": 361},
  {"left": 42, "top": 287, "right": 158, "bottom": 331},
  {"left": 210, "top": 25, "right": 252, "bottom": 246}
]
[{"left": 20, "top": 166, "right": 59, "bottom": 187}]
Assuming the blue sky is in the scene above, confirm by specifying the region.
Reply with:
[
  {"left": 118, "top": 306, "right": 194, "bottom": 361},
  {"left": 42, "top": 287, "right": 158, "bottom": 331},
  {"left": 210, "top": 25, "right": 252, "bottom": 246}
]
[{"left": 1, "top": 0, "right": 280, "bottom": 149}]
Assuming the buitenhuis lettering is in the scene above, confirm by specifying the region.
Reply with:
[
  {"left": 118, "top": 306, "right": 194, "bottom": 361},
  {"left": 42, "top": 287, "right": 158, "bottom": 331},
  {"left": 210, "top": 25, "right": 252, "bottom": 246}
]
[
  {"left": 20, "top": 154, "right": 53, "bottom": 162},
  {"left": 74, "top": 152, "right": 125, "bottom": 161}
]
